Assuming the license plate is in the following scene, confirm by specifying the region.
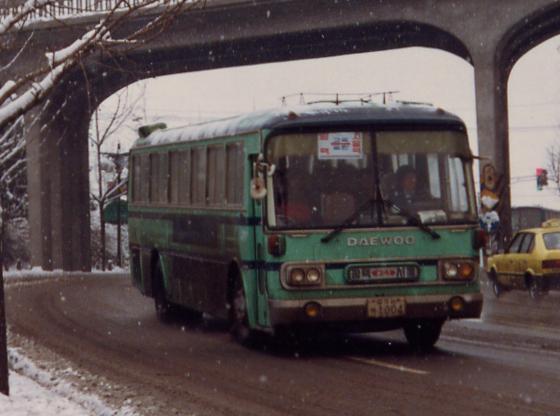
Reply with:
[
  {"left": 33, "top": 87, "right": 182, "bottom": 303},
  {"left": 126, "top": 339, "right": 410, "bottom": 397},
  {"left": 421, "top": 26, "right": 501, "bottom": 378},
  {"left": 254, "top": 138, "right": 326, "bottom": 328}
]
[
  {"left": 367, "top": 297, "right": 406, "bottom": 318},
  {"left": 347, "top": 265, "right": 419, "bottom": 283}
]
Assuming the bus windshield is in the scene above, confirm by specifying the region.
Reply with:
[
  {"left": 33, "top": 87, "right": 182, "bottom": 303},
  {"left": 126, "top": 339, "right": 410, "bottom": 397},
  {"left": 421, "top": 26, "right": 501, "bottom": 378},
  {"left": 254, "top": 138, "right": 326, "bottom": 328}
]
[{"left": 266, "top": 129, "right": 477, "bottom": 230}]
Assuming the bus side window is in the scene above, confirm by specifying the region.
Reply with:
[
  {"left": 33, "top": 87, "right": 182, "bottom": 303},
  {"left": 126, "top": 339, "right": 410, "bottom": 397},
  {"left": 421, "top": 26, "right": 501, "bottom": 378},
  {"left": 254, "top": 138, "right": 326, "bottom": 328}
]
[
  {"left": 208, "top": 145, "right": 226, "bottom": 207},
  {"left": 192, "top": 146, "right": 207, "bottom": 206},
  {"left": 169, "top": 150, "right": 191, "bottom": 206},
  {"left": 160, "top": 152, "right": 169, "bottom": 204},
  {"left": 132, "top": 155, "right": 142, "bottom": 203},
  {"left": 140, "top": 153, "right": 150, "bottom": 204},
  {"left": 149, "top": 153, "right": 160, "bottom": 204},
  {"left": 169, "top": 151, "right": 179, "bottom": 204},
  {"left": 179, "top": 149, "right": 191, "bottom": 206},
  {"left": 226, "top": 142, "right": 243, "bottom": 206}
]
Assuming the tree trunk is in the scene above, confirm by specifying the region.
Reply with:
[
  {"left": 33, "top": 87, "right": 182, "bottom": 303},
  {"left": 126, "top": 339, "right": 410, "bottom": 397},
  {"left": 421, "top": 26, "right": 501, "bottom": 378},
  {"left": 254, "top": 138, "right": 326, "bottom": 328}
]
[
  {"left": 0, "top": 199, "right": 9, "bottom": 396},
  {"left": 116, "top": 199, "right": 121, "bottom": 268},
  {"left": 99, "top": 202, "right": 106, "bottom": 271},
  {"left": 95, "top": 125, "right": 106, "bottom": 271}
]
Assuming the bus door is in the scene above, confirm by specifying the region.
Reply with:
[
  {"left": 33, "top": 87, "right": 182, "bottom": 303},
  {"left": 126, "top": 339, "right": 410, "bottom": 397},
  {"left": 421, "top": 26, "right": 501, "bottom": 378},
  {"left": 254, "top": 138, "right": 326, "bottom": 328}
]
[{"left": 250, "top": 154, "right": 272, "bottom": 328}]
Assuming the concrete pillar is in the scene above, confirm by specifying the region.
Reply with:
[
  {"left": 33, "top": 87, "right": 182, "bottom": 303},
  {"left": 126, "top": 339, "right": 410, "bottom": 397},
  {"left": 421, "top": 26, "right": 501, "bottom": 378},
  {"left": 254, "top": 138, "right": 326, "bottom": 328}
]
[
  {"left": 26, "top": 87, "right": 91, "bottom": 271},
  {"left": 473, "top": 50, "right": 512, "bottom": 248}
]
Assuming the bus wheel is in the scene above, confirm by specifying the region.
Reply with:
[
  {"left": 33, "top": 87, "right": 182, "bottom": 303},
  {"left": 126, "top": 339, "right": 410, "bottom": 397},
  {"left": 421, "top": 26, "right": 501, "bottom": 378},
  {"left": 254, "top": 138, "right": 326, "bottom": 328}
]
[
  {"left": 153, "top": 261, "right": 176, "bottom": 322},
  {"left": 403, "top": 319, "right": 443, "bottom": 351},
  {"left": 229, "top": 275, "right": 255, "bottom": 346}
]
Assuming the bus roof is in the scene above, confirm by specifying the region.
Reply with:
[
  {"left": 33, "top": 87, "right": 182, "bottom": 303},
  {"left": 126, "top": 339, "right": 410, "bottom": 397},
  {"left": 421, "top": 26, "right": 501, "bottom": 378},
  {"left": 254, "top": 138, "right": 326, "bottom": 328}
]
[{"left": 131, "top": 101, "right": 465, "bottom": 149}]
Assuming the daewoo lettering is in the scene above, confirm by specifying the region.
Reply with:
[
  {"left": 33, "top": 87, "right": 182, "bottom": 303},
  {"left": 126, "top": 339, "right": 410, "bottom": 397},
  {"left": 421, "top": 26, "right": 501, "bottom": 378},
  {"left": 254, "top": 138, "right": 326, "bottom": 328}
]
[{"left": 347, "top": 236, "right": 416, "bottom": 247}]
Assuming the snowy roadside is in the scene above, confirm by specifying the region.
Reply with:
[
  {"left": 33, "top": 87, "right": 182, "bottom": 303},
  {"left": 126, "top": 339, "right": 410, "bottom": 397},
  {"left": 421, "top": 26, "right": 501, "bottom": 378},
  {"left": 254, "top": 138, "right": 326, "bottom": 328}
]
[
  {"left": 1, "top": 346, "right": 137, "bottom": 416},
  {"left": 2, "top": 269, "right": 136, "bottom": 416},
  {"left": 1, "top": 370, "right": 93, "bottom": 416},
  {"left": 3, "top": 267, "right": 128, "bottom": 280}
]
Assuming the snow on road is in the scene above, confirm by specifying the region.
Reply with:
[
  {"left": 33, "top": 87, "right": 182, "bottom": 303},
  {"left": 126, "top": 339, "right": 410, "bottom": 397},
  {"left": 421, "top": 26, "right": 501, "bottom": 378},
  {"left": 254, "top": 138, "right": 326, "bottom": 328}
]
[{"left": 2, "top": 270, "right": 135, "bottom": 416}]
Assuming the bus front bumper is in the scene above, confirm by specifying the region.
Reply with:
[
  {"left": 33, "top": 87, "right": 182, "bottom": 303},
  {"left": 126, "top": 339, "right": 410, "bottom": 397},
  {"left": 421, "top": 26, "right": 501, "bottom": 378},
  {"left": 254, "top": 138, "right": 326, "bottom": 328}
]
[{"left": 268, "top": 293, "right": 483, "bottom": 326}]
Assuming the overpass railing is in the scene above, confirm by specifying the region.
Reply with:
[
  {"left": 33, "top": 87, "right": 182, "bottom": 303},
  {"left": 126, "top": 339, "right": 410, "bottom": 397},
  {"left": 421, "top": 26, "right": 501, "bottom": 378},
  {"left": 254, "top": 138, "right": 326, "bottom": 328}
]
[{"left": 0, "top": 0, "right": 185, "bottom": 21}]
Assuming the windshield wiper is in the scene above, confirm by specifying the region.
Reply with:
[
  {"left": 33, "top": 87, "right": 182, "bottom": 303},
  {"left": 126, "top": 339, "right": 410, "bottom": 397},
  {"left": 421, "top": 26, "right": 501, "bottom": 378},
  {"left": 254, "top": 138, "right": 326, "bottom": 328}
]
[
  {"left": 320, "top": 193, "right": 441, "bottom": 244},
  {"left": 384, "top": 198, "right": 441, "bottom": 240},
  {"left": 321, "top": 198, "right": 381, "bottom": 243}
]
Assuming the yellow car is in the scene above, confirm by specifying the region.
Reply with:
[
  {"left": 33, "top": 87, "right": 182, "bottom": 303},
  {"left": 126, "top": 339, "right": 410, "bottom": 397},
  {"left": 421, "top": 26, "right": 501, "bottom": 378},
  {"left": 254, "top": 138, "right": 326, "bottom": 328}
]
[{"left": 487, "top": 219, "right": 560, "bottom": 300}]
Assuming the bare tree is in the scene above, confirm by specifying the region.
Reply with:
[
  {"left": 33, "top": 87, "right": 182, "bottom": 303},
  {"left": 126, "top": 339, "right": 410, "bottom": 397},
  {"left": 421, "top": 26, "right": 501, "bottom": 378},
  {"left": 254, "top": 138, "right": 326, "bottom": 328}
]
[
  {"left": 0, "top": 0, "right": 204, "bottom": 395},
  {"left": 547, "top": 142, "right": 560, "bottom": 194},
  {"left": 0, "top": 198, "right": 7, "bottom": 396},
  {"left": 0, "top": 116, "right": 26, "bottom": 221},
  {"left": 90, "top": 85, "right": 143, "bottom": 270},
  {"left": 0, "top": 0, "right": 202, "bottom": 131}
]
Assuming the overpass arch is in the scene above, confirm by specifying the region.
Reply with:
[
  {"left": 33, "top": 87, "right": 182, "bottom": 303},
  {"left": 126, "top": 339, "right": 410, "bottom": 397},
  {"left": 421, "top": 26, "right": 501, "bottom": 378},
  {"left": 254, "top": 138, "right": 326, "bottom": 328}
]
[
  {"left": 467, "top": 3, "right": 560, "bottom": 249},
  {"left": 29, "top": 17, "right": 475, "bottom": 271},
  {"left": 500, "top": 5, "right": 560, "bottom": 216},
  {"left": 498, "top": 3, "right": 560, "bottom": 80},
  {"left": 91, "top": 19, "right": 473, "bottom": 104}
]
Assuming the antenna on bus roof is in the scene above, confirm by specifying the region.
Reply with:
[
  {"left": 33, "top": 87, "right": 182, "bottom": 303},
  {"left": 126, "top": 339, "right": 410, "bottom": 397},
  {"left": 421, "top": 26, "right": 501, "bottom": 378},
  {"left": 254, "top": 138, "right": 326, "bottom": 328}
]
[{"left": 279, "top": 91, "right": 400, "bottom": 106}]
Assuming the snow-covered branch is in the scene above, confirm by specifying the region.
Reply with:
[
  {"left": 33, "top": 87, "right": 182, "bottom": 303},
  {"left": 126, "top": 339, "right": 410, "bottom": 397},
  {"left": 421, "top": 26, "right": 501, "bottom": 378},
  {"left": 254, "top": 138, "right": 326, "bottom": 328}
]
[
  {"left": 0, "top": 0, "right": 55, "bottom": 36},
  {"left": 0, "top": 0, "right": 202, "bottom": 224},
  {"left": 0, "top": 0, "right": 198, "bottom": 131},
  {"left": 46, "top": 25, "right": 111, "bottom": 68}
]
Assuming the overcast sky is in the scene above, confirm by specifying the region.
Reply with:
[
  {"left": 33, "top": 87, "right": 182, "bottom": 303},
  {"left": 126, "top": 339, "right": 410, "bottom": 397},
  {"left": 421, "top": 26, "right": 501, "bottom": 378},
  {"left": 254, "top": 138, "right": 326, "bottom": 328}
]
[{"left": 96, "top": 36, "right": 560, "bottom": 210}]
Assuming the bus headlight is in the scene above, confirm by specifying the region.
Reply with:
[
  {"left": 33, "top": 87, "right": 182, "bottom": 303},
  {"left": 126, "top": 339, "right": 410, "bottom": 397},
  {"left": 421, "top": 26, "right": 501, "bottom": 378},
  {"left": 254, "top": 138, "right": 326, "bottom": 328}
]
[
  {"left": 289, "top": 269, "right": 306, "bottom": 285},
  {"left": 440, "top": 260, "right": 476, "bottom": 281},
  {"left": 286, "top": 265, "right": 325, "bottom": 287},
  {"left": 306, "top": 268, "right": 321, "bottom": 283}
]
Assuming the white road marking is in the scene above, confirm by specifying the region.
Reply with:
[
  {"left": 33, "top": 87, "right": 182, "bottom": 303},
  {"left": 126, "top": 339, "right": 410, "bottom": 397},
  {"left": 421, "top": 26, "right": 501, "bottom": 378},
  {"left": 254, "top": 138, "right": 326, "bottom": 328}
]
[{"left": 346, "top": 356, "right": 429, "bottom": 375}]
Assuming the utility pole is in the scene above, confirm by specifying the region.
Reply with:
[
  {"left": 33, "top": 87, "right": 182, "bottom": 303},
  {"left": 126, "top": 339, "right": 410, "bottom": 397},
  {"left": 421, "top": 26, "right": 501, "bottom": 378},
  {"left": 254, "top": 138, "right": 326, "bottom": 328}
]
[
  {"left": 116, "top": 143, "right": 122, "bottom": 268},
  {"left": 0, "top": 196, "right": 9, "bottom": 395}
]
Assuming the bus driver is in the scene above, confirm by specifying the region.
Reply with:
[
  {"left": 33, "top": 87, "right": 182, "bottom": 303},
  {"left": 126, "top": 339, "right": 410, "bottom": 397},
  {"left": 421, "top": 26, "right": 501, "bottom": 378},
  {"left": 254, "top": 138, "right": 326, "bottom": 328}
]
[{"left": 392, "top": 165, "right": 423, "bottom": 210}]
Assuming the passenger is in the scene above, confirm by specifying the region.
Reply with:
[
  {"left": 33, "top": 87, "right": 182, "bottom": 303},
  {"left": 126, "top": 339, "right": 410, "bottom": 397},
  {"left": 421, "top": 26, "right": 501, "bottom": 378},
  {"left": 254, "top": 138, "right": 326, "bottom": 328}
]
[
  {"left": 392, "top": 165, "right": 424, "bottom": 210},
  {"left": 275, "top": 172, "right": 313, "bottom": 226},
  {"left": 284, "top": 184, "right": 313, "bottom": 225}
]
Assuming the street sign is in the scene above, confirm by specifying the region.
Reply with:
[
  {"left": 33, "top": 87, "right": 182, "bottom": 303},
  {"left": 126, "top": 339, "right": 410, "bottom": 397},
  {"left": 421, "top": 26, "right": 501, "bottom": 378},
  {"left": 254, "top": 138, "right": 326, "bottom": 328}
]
[{"left": 104, "top": 198, "right": 128, "bottom": 224}]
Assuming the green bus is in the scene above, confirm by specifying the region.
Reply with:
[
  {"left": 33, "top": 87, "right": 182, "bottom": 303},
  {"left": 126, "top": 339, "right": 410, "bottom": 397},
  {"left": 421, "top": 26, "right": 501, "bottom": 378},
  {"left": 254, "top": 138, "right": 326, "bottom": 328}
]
[{"left": 128, "top": 102, "right": 483, "bottom": 349}]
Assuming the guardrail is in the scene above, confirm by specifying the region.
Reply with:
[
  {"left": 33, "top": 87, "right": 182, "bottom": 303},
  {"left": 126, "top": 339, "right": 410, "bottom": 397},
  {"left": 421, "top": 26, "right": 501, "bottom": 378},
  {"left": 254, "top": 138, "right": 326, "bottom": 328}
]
[{"left": 0, "top": 0, "right": 184, "bottom": 20}]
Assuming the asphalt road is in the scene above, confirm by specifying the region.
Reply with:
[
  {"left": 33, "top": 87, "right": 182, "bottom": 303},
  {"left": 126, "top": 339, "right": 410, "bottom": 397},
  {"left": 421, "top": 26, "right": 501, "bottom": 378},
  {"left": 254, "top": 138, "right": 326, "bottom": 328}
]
[{"left": 5, "top": 274, "right": 560, "bottom": 416}]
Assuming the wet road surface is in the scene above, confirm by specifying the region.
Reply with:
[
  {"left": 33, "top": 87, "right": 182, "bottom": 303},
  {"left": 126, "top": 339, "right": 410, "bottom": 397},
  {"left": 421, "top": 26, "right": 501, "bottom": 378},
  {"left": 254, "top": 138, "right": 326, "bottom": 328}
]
[{"left": 5, "top": 274, "right": 560, "bottom": 415}]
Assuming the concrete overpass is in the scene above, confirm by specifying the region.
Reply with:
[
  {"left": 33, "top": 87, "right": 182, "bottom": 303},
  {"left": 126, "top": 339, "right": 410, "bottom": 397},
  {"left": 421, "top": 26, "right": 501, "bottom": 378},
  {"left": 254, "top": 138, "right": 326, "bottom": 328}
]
[{"left": 1, "top": 0, "right": 560, "bottom": 271}]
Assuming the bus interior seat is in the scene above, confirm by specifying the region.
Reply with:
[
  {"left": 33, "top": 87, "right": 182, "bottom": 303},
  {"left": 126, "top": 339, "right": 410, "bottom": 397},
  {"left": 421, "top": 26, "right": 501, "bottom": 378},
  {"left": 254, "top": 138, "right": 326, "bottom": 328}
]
[
  {"left": 321, "top": 192, "right": 356, "bottom": 224},
  {"left": 380, "top": 172, "right": 396, "bottom": 199}
]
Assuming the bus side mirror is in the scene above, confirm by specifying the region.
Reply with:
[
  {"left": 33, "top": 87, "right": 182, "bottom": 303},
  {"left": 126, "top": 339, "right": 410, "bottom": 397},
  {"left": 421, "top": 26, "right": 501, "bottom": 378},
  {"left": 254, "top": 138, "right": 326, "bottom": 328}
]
[
  {"left": 251, "top": 176, "right": 267, "bottom": 199},
  {"left": 250, "top": 154, "right": 275, "bottom": 200}
]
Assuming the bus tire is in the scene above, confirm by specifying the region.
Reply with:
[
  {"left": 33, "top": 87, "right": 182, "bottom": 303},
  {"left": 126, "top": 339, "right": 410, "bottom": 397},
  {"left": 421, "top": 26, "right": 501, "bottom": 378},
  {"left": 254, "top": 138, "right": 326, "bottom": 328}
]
[
  {"left": 403, "top": 319, "right": 443, "bottom": 351},
  {"left": 229, "top": 274, "right": 256, "bottom": 347},
  {"left": 153, "top": 260, "right": 177, "bottom": 322}
]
